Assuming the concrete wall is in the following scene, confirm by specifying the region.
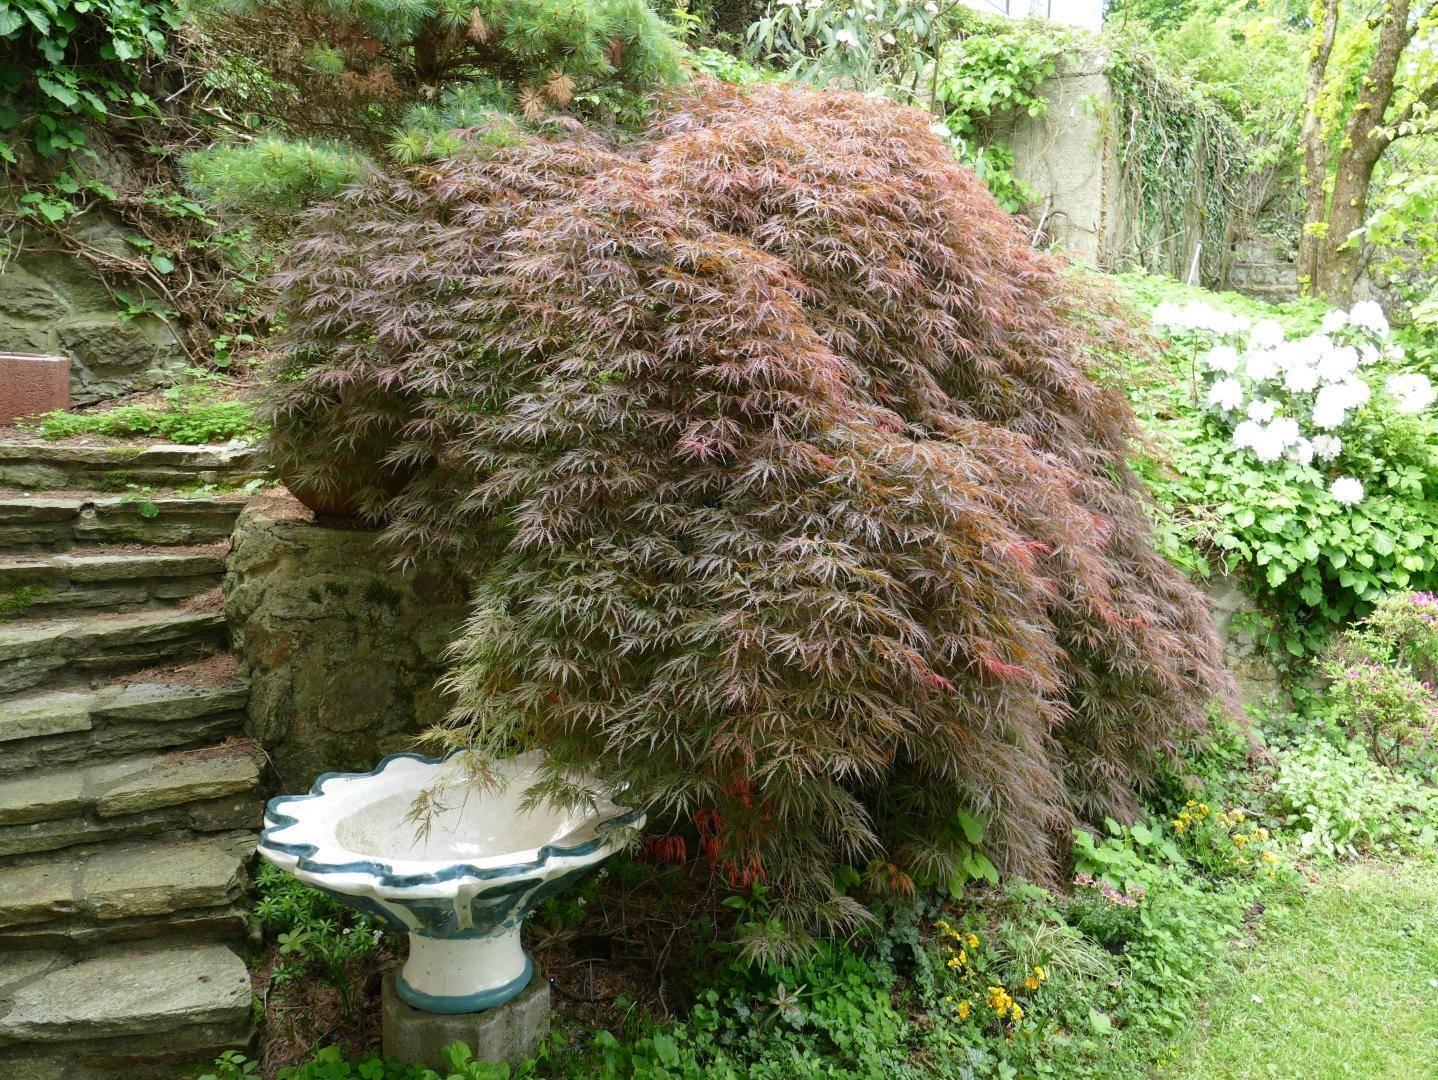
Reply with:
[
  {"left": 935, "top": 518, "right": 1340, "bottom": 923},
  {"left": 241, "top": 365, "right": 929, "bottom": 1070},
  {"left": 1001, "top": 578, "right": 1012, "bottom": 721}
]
[
  {"left": 1002, "top": 51, "right": 1217, "bottom": 286},
  {"left": 1002, "top": 52, "right": 1120, "bottom": 268}
]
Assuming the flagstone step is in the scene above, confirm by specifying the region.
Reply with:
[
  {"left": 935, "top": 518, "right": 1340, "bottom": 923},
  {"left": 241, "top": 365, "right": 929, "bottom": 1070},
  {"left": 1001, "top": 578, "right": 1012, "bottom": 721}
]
[
  {"left": 0, "top": 550, "right": 226, "bottom": 619},
  {"left": 0, "top": 832, "right": 253, "bottom": 947},
  {"left": 0, "top": 607, "right": 227, "bottom": 697},
  {"left": 0, "top": 493, "right": 247, "bottom": 553},
  {"left": 0, "top": 669, "right": 247, "bottom": 778},
  {"left": 0, "top": 743, "right": 263, "bottom": 860},
  {"left": 0, "top": 943, "right": 253, "bottom": 1078},
  {"left": 0, "top": 439, "right": 263, "bottom": 492}
]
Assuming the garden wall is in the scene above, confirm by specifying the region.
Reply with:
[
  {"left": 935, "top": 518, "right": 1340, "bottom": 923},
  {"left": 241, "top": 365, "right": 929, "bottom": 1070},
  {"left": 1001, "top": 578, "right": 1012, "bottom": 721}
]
[
  {"left": 223, "top": 501, "right": 471, "bottom": 790},
  {"left": 1003, "top": 52, "right": 1226, "bottom": 288},
  {"left": 0, "top": 213, "right": 187, "bottom": 406}
]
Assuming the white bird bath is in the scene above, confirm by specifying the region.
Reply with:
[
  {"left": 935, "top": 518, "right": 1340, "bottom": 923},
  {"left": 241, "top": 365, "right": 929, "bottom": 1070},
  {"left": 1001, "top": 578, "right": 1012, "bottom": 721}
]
[{"left": 257, "top": 750, "right": 642, "bottom": 1013}]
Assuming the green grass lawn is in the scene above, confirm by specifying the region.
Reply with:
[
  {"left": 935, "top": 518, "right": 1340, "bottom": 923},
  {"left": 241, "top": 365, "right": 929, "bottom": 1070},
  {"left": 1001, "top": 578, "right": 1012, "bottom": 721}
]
[{"left": 1163, "top": 857, "right": 1438, "bottom": 1080}]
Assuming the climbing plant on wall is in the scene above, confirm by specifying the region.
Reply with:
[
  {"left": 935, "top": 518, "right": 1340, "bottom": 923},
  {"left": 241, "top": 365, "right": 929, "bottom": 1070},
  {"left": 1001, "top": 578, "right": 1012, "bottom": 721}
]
[{"left": 1105, "top": 42, "right": 1252, "bottom": 287}]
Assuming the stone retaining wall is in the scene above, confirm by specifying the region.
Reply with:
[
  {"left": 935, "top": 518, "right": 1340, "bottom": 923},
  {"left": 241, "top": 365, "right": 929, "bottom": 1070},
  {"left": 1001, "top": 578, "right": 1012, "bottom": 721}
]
[
  {"left": 224, "top": 503, "right": 471, "bottom": 790},
  {"left": 0, "top": 214, "right": 186, "bottom": 406}
]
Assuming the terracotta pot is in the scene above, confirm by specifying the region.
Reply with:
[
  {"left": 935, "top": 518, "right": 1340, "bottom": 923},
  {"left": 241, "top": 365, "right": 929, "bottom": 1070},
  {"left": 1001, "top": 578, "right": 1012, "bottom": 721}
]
[{"left": 281, "top": 460, "right": 415, "bottom": 526}]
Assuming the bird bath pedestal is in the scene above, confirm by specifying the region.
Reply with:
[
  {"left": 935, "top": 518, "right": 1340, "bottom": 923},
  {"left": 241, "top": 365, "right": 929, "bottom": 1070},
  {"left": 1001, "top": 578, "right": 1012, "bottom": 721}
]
[{"left": 257, "top": 750, "right": 642, "bottom": 1067}]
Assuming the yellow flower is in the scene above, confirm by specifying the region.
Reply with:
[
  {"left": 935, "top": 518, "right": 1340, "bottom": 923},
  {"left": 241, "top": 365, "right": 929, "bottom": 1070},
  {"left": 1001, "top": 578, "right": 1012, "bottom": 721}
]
[
  {"left": 1024, "top": 976, "right": 1039, "bottom": 990},
  {"left": 1010, "top": 1003, "right": 1025, "bottom": 1024},
  {"left": 967, "top": 934, "right": 980, "bottom": 949},
  {"left": 1033, "top": 966, "right": 1046, "bottom": 981},
  {"left": 947, "top": 956, "right": 963, "bottom": 970},
  {"left": 957, "top": 1000, "right": 971, "bottom": 1019},
  {"left": 987, "top": 985, "right": 1013, "bottom": 1015}
]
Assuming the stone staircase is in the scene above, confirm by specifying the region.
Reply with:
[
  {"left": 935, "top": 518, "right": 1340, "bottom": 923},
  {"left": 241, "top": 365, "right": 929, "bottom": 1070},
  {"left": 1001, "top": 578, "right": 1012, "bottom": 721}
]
[{"left": 0, "top": 439, "right": 263, "bottom": 1079}]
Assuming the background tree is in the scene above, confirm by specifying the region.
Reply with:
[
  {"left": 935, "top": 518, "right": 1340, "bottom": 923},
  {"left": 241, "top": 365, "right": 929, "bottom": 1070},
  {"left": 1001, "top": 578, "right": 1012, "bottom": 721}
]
[{"left": 1298, "top": 0, "right": 1438, "bottom": 302}]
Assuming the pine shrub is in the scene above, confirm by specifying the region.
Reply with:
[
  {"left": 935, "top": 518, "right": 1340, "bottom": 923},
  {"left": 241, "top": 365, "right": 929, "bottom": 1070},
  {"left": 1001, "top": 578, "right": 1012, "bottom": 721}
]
[{"left": 265, "top": 81, "right": 1233, "bottom": 940}]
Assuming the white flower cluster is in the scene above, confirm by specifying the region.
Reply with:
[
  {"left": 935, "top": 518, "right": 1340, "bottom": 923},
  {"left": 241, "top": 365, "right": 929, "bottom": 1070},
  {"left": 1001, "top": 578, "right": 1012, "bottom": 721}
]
[{"left": 1154, "top": 298, "right": 1425, "bottom": 509}]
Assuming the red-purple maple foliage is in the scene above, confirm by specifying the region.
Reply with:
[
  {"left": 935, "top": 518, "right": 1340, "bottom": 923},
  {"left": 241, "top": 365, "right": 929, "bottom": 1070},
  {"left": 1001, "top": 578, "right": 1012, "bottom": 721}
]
[{"left": 267, "top": 80, "right": 1233, "bottom": 935}]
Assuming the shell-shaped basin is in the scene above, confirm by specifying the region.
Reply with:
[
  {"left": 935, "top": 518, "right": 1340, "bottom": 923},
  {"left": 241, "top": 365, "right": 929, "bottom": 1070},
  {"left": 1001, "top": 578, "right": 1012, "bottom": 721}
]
[{"left": 258, "top": 750, "right": 643, "bottom": 1013}]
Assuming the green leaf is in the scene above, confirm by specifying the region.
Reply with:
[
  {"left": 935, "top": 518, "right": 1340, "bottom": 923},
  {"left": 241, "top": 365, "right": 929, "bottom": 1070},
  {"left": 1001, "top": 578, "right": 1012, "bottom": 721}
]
[
  {"left": 37, "top": 74, "right": 79, "bottom": 107},
  {"left": 954, "top": 808, "right": 984, "bottom": 844}
]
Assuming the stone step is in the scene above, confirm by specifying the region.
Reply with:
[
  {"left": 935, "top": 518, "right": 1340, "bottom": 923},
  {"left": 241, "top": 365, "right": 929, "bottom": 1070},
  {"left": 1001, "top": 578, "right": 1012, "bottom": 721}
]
[
  {"left": 0, "top": 668, "right": 248, "bottom": 777},
  {"left": 0, "top": 549, "right": 226, "bottom": 619},
  {"left": 0, "top": 439, "right": 263, "bottom": 492},
  {"left": 0, "top": 832, "right": 253, "bottom": 947},
  {"left": 0, "top": 742, "right": 263, "bottom": 860},
  {"left": 0, "top": 943, "right": 253, "bottom": 1077},
  {"left": 0, "top": 493, "right": 246, "bottom": 553},
  {"left": 0, "top": 607, "right": 227, "bottom": 697}
]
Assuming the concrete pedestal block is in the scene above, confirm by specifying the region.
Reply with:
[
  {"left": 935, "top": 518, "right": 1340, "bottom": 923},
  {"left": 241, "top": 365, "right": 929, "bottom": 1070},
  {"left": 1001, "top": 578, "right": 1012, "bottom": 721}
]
[
  {"left": 381, "top": 967, "right": 550, "bottom": 1070},
  {"left": 0, "top": 353, "right": 69, "bottom": 426}
]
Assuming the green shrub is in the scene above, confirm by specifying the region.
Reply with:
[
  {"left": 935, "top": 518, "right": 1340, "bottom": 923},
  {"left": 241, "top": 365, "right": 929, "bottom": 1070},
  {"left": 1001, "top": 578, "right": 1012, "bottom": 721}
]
[
  {"left": 183, "top": 0, "right": 686, "bottom": 214},
  {"left": 1268, "top": 736, "right": 1438, "bottom": 857},
  {"left": 1118, "top": 272, "right": 1438, "bottom": 655},
  {"left": 1323, "top": 591, "right": 1438, "bottom": 767},
  {"left": 199, "top": 1042, "right": 524, "bottom": 1080},
  {"left": 183, "top": 137, "right": 373, "bottom": 214}
]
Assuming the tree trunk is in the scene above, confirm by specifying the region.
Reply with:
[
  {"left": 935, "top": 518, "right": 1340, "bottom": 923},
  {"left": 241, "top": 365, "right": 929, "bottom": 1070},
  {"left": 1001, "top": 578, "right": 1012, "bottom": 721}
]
[
  {"left": 1298, "top": 0, "right": 1425, "bottom": 303},
  {"left": 1296, "top": 0, "right": 1339, "bottom": 293},
  {"left": 1313, "top": 153, "right": 1380, "bottom": 303}
]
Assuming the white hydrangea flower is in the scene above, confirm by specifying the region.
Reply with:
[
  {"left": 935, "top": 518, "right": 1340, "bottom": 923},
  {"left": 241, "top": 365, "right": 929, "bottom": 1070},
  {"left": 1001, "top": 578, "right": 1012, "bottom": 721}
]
[
  {"left": 1384, "top": 342, "right": 1406, "bottom": 362},
  {"left": 1244, "top": 350, "right": 1281, "bottom": 382},
  {"left": 1249, "top": 320, "right": 1286, "bottom": 350},
  {"left": 1317, "top": 344, "right": 1359, "bottom": 383},
  {"left": 1348, "top": 300, "right": 1389, "bottom": 337},
  {"left": 1246, "top": 398, "right": 1278, "bottom": 423},
  {"left": 1312, "top": 384, "right": 1352, "bottom": 429},
  {"left": 1321, "top": 309, "right": 1349, "bottom": 334},
  {"left": 1152, "top": 301, "right": 1183, "bottom": 329},
  {"left": 834, "top": 27, "right": 860, "bottom": 46},
  {"left": 1343, "top": 379, "right": 1371, "bottom": 408},
  {"left": 1330, "top": 477, "right": 1364, "bottom": 506},
  {"left": 1288, "top": 437, "right": 1315, "bottom": 467},
  {"left": 1206, "top": 377, "right": 1244, "bottom": 412},
  {"left": 1203, "top": 345, "right": 1240, "bottom": 374},
  {"left": 1232, "top": 419, "right": 1262, "bottom": 450},
  {"left": 1385, "top": 373, "right": 1435, "bottom": 415},
  {"left": 1269, "top": 416, "right": 1300, "bottom": 448},
  {"left": 1250, "top": 423, "right": 1288, "bottom": 463},
  {"left": 1284, "top": 363, "right": 1320, "bottom": 394},
  {"left": 1358, "top": 343, "right": 1380, "bottom": 367},
  {"left": 1312, "top": 434, "right": 1342, "bottom": 460}
]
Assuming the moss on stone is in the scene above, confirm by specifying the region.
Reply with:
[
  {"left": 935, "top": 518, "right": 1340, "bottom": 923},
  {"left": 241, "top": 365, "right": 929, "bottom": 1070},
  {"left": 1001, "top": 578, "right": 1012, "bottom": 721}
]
[{"left": 0, "top": 582, "right": 52, "bottom": 617}]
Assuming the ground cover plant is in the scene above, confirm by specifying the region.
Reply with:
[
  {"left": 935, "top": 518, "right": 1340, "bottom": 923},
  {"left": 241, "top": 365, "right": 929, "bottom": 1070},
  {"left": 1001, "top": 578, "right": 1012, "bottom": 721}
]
[{"left": 264, "top": 78, "right": 1233, "bottom": 945}]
